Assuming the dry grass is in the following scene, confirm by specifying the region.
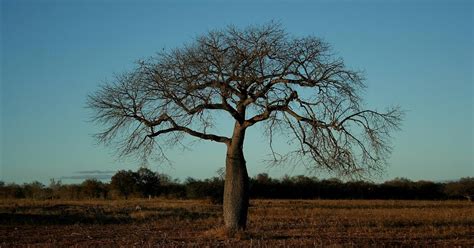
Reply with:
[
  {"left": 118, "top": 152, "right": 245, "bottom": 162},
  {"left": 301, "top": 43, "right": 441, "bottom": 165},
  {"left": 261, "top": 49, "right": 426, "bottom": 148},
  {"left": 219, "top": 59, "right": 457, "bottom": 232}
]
[{"left": 0, "top": 199, "right": 472, "bottom": 247}]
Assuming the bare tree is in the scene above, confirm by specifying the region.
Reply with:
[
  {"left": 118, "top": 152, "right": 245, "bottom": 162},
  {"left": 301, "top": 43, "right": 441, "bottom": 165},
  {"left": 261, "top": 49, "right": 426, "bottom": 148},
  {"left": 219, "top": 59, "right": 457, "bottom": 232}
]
[{"left": 88, "top": 23, "right": 402, "bottom": 235}]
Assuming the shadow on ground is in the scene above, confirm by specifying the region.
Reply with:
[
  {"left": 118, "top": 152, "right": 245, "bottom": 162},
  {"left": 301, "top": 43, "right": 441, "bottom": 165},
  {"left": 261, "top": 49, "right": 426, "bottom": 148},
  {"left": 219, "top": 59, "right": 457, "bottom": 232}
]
[{"left": 0, "top": 205, "right": 218, "bottom": 225}]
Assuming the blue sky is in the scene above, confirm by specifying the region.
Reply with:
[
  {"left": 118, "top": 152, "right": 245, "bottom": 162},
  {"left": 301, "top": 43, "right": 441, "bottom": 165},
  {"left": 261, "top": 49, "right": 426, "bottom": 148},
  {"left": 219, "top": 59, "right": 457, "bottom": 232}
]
[{"left": 1, "top": 0, "right": 473, "bottom": 184}]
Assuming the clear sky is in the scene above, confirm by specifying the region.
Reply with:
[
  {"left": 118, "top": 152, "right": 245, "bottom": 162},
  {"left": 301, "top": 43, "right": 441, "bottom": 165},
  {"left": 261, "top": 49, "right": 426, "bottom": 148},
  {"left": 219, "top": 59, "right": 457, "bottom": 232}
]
[{"left": 1, "top": 0, "right": 473, "bottom": 184}]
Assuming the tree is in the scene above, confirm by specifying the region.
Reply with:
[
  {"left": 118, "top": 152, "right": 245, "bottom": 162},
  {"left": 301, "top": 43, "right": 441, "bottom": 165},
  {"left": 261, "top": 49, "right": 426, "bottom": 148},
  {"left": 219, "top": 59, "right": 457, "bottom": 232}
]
[
  {"left": 136, "top": 167, "right": 161, "bottom": 197},
  {"left": 110, "top": 170, "right": 138, "bottom": 199},
  {"left": 23, "top": 181, "right": 46, "bottom": 199},
  {"left": 49, "top": 179, "right": 62, "bottom": 199},
  {"left": 81, "top": 179, "right": 107, "bottom": 199},
  {"left": 255, "top": 173, "right": 272, "bottom": 184},
  {"left": 88, "top": 23, "right": 402, "bottom": 234},
  {"left": 444, "top": 177, "right": 474, "bottom": 201}
]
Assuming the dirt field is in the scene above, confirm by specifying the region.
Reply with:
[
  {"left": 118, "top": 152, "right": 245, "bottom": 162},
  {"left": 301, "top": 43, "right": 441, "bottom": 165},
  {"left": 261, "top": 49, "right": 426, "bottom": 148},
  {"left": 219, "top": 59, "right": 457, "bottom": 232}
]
[{"left": 0, "top": 199, "right": 473, "bottom": 247}]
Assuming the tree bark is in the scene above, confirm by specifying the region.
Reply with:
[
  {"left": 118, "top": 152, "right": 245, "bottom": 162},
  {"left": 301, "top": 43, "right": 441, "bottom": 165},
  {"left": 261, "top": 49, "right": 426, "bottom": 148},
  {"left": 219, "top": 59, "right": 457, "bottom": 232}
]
[{"left": 223, "top": 122, "right": 249, "bottom": 235}]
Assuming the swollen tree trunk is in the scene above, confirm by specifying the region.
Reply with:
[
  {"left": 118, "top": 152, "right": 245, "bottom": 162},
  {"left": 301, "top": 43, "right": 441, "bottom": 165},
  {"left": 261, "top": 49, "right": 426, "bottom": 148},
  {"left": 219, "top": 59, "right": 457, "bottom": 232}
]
[{"left": 223, "top": 123, "right": 249, "bottom": 235}]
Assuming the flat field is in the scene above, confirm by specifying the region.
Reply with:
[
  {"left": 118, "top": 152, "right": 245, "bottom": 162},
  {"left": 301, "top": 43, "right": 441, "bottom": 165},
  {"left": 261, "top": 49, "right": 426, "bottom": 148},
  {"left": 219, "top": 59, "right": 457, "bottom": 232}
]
[{"left": 0, "top": 199, "right": 472, "bottom": 247}]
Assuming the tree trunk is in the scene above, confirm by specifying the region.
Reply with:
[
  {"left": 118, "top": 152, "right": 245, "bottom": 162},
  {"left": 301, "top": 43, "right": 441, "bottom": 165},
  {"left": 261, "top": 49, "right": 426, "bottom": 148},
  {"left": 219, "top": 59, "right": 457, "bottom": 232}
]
[{"left": 223, "top": 123, "right": 249, "bottom": 235}]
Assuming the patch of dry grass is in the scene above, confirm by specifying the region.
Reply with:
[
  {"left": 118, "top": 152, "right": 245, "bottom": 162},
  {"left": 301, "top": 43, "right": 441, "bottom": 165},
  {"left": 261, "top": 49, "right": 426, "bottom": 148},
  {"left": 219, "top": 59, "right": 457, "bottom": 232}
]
[{"left": 0, "top": 199, "right": 472, "bottom": 246}]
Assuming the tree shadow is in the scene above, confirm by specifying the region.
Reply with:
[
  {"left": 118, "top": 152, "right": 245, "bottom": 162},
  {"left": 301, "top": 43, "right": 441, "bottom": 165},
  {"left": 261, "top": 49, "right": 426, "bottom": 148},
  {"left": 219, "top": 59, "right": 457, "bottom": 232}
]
[
  {"left": 0, "top": 212, "right": 131, "bottom": 225},
  {"left": 0, "top": 205, "right": 218, "bottom": 225}
]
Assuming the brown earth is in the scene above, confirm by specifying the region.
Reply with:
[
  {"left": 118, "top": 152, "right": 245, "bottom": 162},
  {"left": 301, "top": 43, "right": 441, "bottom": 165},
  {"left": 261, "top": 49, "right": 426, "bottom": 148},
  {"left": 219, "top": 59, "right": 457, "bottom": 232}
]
[{"left": 0, "top": 199, "right": 473, "bottom": 247}]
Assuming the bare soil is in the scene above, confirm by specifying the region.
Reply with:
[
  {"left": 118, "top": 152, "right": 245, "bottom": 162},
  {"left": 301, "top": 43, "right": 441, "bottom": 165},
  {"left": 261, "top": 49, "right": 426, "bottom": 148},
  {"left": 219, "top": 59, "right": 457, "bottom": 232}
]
[{"left": 0, "top": 199, "right": 472, "bottom": 247}]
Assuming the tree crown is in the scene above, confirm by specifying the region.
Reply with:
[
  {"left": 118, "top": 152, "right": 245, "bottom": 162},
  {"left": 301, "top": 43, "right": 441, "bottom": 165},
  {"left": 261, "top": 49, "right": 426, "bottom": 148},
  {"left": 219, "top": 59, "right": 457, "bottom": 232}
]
[{"left": 88, "top": 23, "right": 402, "bottom": 178}]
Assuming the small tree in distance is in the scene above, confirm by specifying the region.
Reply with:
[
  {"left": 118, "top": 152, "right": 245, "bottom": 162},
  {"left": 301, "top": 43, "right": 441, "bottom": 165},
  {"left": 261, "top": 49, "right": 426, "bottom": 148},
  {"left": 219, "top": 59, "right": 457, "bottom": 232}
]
[
  {"left": 88, "top": 23, "right": 402, "bottom": 235},
  {"left": 110, "top": 170, "right": 137, "bottom": 199},
  {"left": 81, "top": 179, "right": 106, "bottom": 199},
  {"left": 136, "top": 167, "right": 161, "bottom": 198}
]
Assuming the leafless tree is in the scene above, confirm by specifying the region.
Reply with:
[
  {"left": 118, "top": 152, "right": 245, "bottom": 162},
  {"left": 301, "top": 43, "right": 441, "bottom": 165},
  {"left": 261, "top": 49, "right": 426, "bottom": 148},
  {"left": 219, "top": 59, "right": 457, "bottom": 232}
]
[{"left": 88, "top": 23, "right": 403, "bottom": 235}]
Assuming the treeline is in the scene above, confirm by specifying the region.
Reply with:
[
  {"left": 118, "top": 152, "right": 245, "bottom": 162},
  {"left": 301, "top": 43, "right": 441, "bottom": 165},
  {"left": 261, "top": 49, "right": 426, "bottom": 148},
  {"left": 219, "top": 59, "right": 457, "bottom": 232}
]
[
  {"left": 249, "top": 174, "right": 473, "bottom": 201},
  {"left": 1, "top": 169, "right": 473, "bottom": 202}
]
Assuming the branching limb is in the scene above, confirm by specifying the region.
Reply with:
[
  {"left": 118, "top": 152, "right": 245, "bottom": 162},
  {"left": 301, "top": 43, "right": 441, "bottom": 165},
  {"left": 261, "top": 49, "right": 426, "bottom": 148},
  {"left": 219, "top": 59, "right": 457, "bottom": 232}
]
[{"left": 88, "top": 23, "right": 403, "bottom": 177}]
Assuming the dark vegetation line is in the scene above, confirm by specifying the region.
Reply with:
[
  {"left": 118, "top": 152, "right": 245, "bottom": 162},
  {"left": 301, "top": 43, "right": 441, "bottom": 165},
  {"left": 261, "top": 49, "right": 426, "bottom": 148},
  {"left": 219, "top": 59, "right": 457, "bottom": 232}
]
[{"left": 1, "top": 168, "right": 472, "bottom": 202}]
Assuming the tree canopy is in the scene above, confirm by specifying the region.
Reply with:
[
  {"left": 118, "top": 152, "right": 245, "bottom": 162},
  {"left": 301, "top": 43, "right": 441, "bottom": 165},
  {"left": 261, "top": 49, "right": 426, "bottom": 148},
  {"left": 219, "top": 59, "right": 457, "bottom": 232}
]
[{"left": 88, "top": 23, "right": 402, "bottom": 178}]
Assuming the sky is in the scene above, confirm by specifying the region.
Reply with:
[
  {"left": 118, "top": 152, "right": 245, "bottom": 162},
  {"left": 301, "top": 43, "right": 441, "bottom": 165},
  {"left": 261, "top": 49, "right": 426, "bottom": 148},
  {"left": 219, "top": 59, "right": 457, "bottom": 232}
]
[{"left": 1, "top": 0, "right": 473, "bottom": 184}]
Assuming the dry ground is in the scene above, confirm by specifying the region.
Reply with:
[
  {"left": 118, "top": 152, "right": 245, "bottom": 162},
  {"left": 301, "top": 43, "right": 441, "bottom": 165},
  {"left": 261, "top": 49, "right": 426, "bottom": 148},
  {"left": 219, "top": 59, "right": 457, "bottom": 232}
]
[{"left": 0, "top": 199, "right": 473, "bottom": 247}]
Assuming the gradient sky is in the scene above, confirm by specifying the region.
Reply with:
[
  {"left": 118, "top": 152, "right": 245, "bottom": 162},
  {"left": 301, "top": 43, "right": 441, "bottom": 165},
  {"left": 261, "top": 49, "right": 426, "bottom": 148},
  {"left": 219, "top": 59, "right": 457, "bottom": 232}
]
[{"left": 1, "top": 0, "right": 473, "bottom": 184}]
